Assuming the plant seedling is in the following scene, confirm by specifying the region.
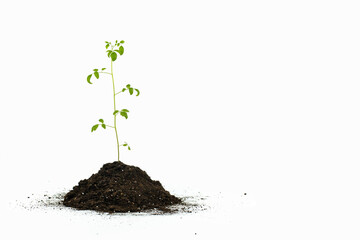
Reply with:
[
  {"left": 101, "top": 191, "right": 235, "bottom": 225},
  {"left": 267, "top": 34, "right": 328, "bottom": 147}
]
[{"left": 87, "top": 40, "right": 139, "bottom": 161}]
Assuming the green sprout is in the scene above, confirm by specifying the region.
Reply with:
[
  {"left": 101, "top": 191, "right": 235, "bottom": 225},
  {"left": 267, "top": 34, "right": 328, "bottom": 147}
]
[{"left": 87, "top": 40, "right": 140, "bottom": 161}]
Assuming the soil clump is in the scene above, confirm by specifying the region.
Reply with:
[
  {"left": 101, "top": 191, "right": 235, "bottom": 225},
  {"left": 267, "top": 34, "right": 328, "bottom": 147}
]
[{"left": 63, "top": 161, "right": 181, "bottom": 213}]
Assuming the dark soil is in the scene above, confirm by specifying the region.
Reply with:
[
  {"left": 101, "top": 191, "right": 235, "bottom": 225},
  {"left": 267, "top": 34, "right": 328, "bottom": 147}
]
[{"left": 63, "top": 161, "right": 182, "bottom": 213}]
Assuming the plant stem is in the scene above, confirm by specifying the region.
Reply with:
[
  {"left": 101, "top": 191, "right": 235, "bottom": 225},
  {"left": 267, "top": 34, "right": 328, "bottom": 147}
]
[{"left": 111, "top": 60, "right": 120, "bottom": 162}]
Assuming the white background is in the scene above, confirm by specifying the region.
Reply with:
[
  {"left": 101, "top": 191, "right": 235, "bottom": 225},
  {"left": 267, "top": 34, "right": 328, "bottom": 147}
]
[{"left": 1, "top": 0, "right": 360, "bottom": 239}]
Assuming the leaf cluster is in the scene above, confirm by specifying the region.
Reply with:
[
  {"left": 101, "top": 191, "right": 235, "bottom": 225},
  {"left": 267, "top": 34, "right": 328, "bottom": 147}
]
[
  {"left": 87, "top": 68, "right": 106, "bottom": 84},
  {"left": 105, "top": 40, "right": 125, "bottom": 62},
  {"left": 122, "top": 142, "right": 131, "bottom": 150},
  {"left": 121, "top": 84, "right": 140, "bottom": 96},
  {"left": 91, "top": 119, "right": 106, "bottom": 132},
  {"left": 113, "top": 109, "right": 130, "bottom": 119}
]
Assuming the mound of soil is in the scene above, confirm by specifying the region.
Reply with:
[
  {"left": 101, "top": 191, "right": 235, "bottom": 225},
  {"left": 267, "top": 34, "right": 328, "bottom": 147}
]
[{"left": 63, "top": 161, "right": 181, "bottom": 213}]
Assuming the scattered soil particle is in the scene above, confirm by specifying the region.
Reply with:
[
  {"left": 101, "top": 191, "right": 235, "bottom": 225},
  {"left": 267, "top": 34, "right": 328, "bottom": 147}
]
[{"left": 63, "top": 161, "right": 182, "bottom": 213}]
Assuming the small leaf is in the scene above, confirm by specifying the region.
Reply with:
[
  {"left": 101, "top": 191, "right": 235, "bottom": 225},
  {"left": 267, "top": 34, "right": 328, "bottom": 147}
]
[
  {"left": 123, "top": 143, "right": 128, "bottom": 146},
  {"left": 106, "top": 44, "right": 109, "bottom": 49},
  {"left": 94, "top": 71, "right": 99, "bottom": 79},
  {"left": 91, "top": 124, "right": 99, "bottom": 132},
  {"left": 128, "top": 146, "right": 131, "bottom": 150},
  {"left": 93, "top": 69, "right": 98, "bottom": 72},
  {"left": 135, "top": 89, "right": 140, "bottom": 96},
  {"left": 119, "top": 46, "right": 124, "bottom": 55},
  {"left": 101, "top": 68, "right": 106, "bottom": 71},
  {"left": 107, "top": 50, "right": 112, "bottom": 57},
  {"left": 120, "top": 40, "right": 125, "bottom": 44},
  {"left": 87, "top": 74, "right": 92, "bottom": 84},
  {"left": 122, "top": 88, "right": 127, "bottom": 92},
  {"left": 113, "top": 110, "right": 119, "bottom": 115},
  {"left": 121, "top": 109, "right": 129, "bottom": 113},
  {"left": 129, "top": 88, "right": 134, "bottom": 95},
  {"left": 111, "top": 52, "right": 117, "bottom": 61},
  {"left": 101, "top": 124, "right": 106, "bottom": 129},
  {"left": 120, "top": 111, "right": 128, "bottom": 119},
  {"left": 126, "top": 84, "right": 131, "bottom": 89},
  {"left": 99, "top": 119, "right": 104, "bottom": 123}
]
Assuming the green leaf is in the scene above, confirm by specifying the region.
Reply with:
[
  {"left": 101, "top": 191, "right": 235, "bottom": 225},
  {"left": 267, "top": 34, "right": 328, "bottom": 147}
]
[
  {"left": 99, "top": 119, "right": 104, "bottom": 123},
  {"left": 113, "top": 110, "right": 119, "bottom": 115},
  {"left": 111, "top": 52, "right": 117, "bottom": 61},
  {"left": 106, "top": 44, "right": 110, "bottom": 49},
  {"left": 107, "top": 50, "right": 112, "bottom": 57},
  {"left": 126, "top": 84, "right": 131, "bottom": 89},
  {"left": 135, "top": 89, "right": 140, "bottom": 96},
  {"left": 120, "top": 40, "right": 125, "bottom": 44},
  {"left": 93, "top": 69, "right": 98, "bottom": 72},
  {"left": 87, "top": 74, "right": 92, "bottom": 84},
  {"left": 115, "top": 40, "right": 118, "bottom": 44},
  {"left": 120, "top": 111, "right": 128, "bottom": 119},
  {"left": 121, "top": 109, "right": 129, "bottom": 113},
  {"left": 122, "top": 88, "right": 127, "bottom": 92},
  {"left": 123, "top": 143, "right": 128, "bottom": 146},
  {"left": 91, "top": 124, "right": 99, "bottom": 132},
  {"left": 101, "top": 68, "right": 106, "bottom": 71},
  {"left": 119, "top": 46, "right": 124, "bottom": 55},
  {"left": 129, "top": 88, "right": 134, "bottom": 95},
  {"left": 101, "top": 124, "right": 106, "bottom": 129},
  {"left": 128, "top": 146, "right": 131, "bottom": 150},
  {"left": 94, "top": 71, "right": 99, "bottom": 79}
]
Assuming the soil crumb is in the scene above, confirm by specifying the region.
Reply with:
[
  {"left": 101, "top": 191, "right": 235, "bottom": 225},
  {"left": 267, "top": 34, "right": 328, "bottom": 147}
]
[{"left": 63, "top": 161, "right": 182, "bottom": 213}]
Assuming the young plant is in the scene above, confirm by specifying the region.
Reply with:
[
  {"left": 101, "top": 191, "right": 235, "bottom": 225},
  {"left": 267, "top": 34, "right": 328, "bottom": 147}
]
[{"left": 87, "top": 40, "right": 140, "bottom": 161}]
